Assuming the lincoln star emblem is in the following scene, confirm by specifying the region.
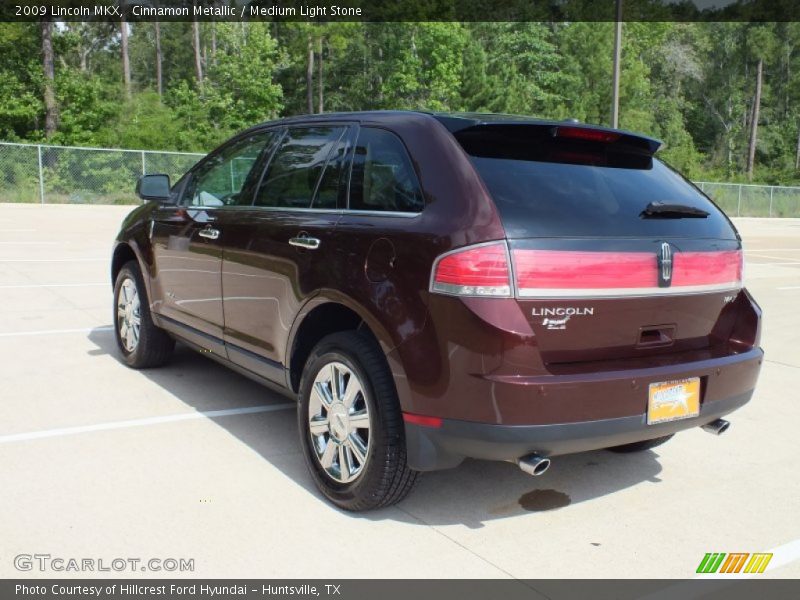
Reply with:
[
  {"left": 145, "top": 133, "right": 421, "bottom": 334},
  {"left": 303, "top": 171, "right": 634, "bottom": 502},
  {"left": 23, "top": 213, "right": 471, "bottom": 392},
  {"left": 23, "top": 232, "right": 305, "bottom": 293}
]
[{"left": 658, "top": 242, "right": 672, "bottom": 287}]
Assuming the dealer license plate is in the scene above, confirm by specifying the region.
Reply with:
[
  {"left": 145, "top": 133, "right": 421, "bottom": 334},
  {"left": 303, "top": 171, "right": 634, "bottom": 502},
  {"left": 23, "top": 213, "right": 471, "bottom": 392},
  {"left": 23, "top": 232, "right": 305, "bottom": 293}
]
[{"left": 647, "top": 377, "right": 700, "bottom": 425}]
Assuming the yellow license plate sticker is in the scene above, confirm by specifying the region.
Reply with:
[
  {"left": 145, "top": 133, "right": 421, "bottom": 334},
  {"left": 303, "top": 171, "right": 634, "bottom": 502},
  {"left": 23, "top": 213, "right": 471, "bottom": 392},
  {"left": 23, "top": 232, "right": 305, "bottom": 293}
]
[{"left": 647, "top": 377, "right": 700, "bottom": 425}]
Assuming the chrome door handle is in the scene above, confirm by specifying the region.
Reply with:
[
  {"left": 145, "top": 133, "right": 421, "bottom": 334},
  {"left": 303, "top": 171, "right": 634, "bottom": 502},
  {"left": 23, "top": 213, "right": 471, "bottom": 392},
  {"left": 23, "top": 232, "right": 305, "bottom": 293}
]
[
  {"left": 289, "top": 236, "right": 321, "bottom": 250},
  {"left": 198, "top": 227, "right": 220, "bottom": 240}
]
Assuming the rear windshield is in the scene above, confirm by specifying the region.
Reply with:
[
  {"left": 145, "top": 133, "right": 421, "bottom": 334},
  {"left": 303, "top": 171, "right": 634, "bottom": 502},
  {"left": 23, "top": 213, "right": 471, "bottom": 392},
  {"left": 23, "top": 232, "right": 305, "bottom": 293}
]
[{"left": 458, "top": 128, "right": 736, "bottom": 239}]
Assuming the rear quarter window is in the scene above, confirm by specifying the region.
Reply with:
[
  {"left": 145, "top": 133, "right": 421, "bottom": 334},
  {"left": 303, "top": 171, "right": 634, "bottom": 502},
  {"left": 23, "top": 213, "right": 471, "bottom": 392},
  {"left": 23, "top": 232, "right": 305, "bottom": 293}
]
[{"left": 348, "top": 127, "right": 424, "bottom": 213}]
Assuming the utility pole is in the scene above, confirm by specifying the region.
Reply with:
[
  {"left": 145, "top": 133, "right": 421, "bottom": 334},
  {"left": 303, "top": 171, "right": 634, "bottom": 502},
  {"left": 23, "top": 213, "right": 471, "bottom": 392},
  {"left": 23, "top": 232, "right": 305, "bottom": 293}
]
[{"left": 611, "top": 0, "right": 623, "bottom": 128}]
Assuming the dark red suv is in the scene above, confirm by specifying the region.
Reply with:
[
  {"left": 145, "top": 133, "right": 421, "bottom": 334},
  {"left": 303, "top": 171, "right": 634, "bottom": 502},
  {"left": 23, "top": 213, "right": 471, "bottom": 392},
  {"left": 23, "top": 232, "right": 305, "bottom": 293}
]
[{"left": 112, "top": 111, "right": 763, "bottom": 510}]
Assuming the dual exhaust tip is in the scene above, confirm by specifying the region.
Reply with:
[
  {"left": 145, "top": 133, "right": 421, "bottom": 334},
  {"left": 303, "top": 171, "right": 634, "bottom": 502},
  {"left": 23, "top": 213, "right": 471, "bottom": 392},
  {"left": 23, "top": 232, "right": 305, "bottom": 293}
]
[
  {"left": 701, "top": 418, "right": 731, "bottom": 436},
  {"left": 517, "top": 454, "right": 551, "bottom": 477},
  {"left": 516, "top": 419, "right": 730, "bottom": 477}
]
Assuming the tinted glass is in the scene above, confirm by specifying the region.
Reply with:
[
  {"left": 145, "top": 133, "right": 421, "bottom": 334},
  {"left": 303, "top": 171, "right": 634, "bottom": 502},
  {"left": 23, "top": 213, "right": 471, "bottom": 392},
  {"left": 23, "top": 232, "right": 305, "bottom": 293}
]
[
  {"left": 349, "top": 128, "right": 424, "bottom": 213},
  {"left": 460, "top": 130, "right": 736, "bottom": 239},
  {"left": 184, "top": 132, "right": 275, "bottom": 207},
  {"left": 313, "top": 130, "right": 351, "bottom": 209},
  {"left": 255, "top": 127, "right": 345, "bottom": 209}
]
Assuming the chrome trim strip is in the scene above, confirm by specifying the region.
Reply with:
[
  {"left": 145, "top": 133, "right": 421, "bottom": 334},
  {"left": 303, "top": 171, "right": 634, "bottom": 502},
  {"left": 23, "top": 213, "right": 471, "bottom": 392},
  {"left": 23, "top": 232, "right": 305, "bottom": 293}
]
[
  {"left": 214, "top": 206, "right": 421, "bottom": 218},
  {"left": 344, "top": 209, "right": 421, "bottom": 218}
]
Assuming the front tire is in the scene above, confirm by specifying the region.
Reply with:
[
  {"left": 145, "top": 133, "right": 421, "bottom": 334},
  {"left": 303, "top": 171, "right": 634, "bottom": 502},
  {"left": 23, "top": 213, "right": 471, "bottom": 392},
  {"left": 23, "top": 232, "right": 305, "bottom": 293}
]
[
  {"left": 298, "top": 331, "right": 417, "bottom": 511},
  {"left": 113, "top": 260, "right": 174, "bottom": 369}
]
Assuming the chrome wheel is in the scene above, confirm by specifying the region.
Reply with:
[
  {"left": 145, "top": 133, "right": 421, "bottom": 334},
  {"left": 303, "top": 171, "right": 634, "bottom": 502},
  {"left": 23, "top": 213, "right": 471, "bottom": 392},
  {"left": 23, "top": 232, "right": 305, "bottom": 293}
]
[
  {"left": 308, "top": 361, "right": 371, "bottom": 484},
  {"left": 116, "top": 277, "right": 141, "bottom": 353}
]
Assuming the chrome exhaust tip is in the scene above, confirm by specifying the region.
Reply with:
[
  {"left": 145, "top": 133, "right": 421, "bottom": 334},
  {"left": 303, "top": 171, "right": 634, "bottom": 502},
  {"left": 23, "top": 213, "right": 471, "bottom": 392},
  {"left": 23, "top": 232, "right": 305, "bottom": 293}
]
[
  {"left": 517, "top": 454, "right": 551, "bottom": 477},
  {"left": 701, "top": 418, "right": 731, "bottom": 436}
]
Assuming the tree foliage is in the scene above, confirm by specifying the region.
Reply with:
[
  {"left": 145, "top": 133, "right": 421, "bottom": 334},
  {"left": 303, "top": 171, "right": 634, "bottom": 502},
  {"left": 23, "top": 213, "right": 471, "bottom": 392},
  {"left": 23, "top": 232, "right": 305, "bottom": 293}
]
[{"left": 1, "top": 21, "right": 799, "bottom": 184}]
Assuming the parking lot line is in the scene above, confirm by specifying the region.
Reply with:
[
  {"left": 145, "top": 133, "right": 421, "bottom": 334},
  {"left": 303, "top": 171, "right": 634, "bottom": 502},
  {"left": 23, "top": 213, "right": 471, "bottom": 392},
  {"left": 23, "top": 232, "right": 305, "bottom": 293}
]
[
  {"left": 766, "top": 539, "right": 800, "bottom": 574},
  {"left": 744, "top": 254, "right": 800, "bottom": 262},
  {"left": 0, "top": 404, "right": 295, "bottom": 444},
  {"left": 745, "top": 248, "right": 800, "bottom": 251},
  {"left": 0, "top": 282, "right": 107, "bottom": 289},
  {"left": 0, "top": 258, "right": 106, "bottom": 262},
  {"left": 778, "top": 286, "right": 800, "bottom": 290},
  {"left": 0, "top": 326, "right": 114, "bottom": 337}
]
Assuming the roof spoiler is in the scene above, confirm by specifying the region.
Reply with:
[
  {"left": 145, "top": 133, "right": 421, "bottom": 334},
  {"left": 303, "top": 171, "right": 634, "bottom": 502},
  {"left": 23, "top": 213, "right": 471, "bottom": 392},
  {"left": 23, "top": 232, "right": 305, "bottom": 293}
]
[{"left": 445, "top": 119, "right": 663, "bottom": 157}]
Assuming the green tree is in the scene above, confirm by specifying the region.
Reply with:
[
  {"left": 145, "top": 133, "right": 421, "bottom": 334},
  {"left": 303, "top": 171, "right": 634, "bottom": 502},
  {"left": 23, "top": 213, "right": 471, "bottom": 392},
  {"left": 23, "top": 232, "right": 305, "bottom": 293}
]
[
  {"left": 167, "top": 23, "right": 284, "bottom": 150},
  {"left": 0, "top": 23, "right": 43, "bottom": 140}
]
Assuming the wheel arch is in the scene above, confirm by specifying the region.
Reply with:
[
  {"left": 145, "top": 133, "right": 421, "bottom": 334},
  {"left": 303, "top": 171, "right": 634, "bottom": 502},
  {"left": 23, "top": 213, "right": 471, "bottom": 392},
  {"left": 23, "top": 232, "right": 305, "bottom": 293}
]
[
  {"left": 286, "top": 294, "right": 405, "bottom": 394},
  {"left": 111, "top": 240, "right": 153, "bottom": 302}
]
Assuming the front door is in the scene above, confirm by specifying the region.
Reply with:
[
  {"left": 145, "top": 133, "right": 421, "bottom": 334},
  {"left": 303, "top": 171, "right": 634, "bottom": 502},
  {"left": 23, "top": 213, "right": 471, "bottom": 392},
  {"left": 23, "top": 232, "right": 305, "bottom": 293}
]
[{"left": 150, "top": 131, "right": 276, "bottom": 356}]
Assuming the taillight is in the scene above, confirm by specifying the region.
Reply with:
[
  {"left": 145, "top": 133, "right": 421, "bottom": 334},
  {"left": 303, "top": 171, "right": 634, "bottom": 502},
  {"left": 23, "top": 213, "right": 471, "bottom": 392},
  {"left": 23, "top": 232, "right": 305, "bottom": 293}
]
[
  {"left": 672, "top": 251, "right": 743, "bottom": 287},
  {"left": 430, "top": 241, "right": 511, "bottom": 297},
  {"left": 511, "top": 249, "right": 743, "bottom": 298},
  {"left": 514, "top": 250, "right": 656, "bottom": 292}
]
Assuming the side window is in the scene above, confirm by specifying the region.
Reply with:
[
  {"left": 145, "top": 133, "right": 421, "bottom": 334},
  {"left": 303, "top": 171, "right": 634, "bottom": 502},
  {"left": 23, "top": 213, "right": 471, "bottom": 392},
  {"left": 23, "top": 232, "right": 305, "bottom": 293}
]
[
  {"left": 255, "top": 127, "right": 345, "bottom": 208},
  {"left": 349, "top": 128, "right": 424, "bottom": 213},
  {"left": 312, "top": 131, "right": 351, "bottom": 209},
  {"left": 169, "top": 172, "right": 190, "bottom": 204},
  {"left": 184, "top": 131, "right": 276, "bottom": 207}
]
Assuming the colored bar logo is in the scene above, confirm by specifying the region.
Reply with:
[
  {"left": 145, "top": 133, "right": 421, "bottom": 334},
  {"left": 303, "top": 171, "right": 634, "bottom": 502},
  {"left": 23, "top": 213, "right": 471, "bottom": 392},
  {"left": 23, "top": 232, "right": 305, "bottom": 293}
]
[{"left": 696, "top": 552, "right": 773, "bottom": 574}]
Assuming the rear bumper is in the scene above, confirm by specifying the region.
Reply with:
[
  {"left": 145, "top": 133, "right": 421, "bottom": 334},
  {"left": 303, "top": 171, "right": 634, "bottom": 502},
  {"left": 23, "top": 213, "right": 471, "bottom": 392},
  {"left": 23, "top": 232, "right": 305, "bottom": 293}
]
[{"left": 405, "top": 381, "right": 757, "bottom": 472}]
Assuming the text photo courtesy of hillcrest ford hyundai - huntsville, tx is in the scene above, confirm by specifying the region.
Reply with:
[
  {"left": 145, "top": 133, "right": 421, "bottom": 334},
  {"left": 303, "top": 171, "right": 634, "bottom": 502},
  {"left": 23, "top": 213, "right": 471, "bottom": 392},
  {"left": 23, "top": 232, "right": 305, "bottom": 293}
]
[{"left": 2, "top": 1, "right": 800, "bottom": 596}]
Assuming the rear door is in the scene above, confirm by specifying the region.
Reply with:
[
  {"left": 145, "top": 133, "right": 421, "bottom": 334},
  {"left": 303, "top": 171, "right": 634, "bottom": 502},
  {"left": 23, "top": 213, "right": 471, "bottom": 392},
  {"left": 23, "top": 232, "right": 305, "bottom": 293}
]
[
  {"left": 218, "top": 124, "right": 353, "bottom": 383},
  {"left": 455, "top": 124, "right": 743, "bottom": 366}
]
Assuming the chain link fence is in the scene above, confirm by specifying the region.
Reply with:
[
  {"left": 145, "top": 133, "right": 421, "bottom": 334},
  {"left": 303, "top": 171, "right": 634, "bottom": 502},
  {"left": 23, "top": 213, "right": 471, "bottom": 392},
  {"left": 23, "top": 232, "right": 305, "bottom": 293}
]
[
  {"left": 2, "top": 141, "right": 800, "bottom": 216},
  {"left": 695, "top": 182, "right": 800, "bottom": 218},
  {"left": 0, "top": 141, "right": 204, "bottom": 205}
]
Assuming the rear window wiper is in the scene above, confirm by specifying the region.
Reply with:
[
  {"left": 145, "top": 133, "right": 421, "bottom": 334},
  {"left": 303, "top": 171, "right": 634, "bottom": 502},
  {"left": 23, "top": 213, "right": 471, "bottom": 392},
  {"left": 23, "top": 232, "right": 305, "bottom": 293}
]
[{"left": 640, "top": 201, "right": 709, "bottom": 219}]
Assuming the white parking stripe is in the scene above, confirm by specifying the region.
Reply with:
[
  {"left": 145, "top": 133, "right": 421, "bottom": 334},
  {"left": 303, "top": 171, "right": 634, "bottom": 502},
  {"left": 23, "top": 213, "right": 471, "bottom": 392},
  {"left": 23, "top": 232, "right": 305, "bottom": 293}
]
[
  {"left": 0, "top": 326, "right": 113, "bottom": 338},
  {"left": 0, "top": 404, "right": 295, "bottom": 444},
  {"left": 0, "top": 258, "right": 106, "bottom": 262},
  {"left": 0, "top": 283, "right": 107, "bottom": 289},
  {"left": 764, "top": 538, "right": 800, "bottom": 574},
  {"left": 0, "top": 241, "right": 59, "bottom": 245},
  {"left": 745, "top": 253, "right": 800, "bottom": 261}
]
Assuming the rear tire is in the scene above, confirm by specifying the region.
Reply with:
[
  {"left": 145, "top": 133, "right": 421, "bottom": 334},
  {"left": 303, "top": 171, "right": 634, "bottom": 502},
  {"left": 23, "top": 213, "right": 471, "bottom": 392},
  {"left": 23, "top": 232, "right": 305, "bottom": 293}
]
[
  {"left": 113, "top": 260, "right": 174, "bottom": 369},
  {"left": 607, "top": 434, "right": 674, "bottom": 453},
  {"left": 298, "top": 331, "right": 417, "bottom": 511}
]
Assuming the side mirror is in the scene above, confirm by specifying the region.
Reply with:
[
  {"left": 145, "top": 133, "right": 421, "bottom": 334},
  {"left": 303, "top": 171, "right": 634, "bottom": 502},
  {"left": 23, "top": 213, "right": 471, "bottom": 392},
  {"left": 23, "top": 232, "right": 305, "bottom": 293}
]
[{"left": 136, "top": 174, "right": 171, "bottom": 203}]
